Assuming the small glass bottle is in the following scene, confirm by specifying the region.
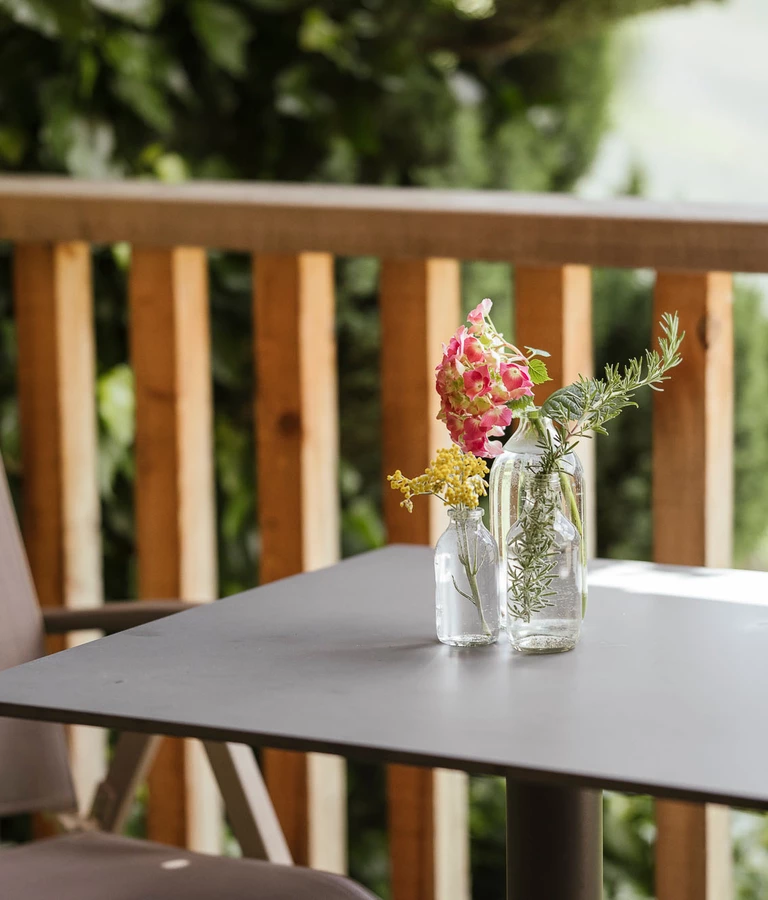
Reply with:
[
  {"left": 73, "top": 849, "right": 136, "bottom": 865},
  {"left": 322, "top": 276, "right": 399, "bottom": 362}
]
[
  {"left": 506, "top": 473, "right": 583, "bottom": 653},
  {"left": 434, "top": 508, "right": 500, "bottom": 647},
  {"left": 489, "top": 410, "right": 585, "bottom": 626}
]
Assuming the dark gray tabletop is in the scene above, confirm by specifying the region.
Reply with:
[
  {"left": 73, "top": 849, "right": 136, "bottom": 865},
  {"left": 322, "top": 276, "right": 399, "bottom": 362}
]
[{"left": 1, "top": 546, "right": 767, "bottom": 808}]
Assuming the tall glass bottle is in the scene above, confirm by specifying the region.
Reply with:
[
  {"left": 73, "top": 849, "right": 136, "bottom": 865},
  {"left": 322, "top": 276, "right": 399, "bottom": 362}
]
[
  {"left": 488, "top": 410, "right": 585, "bottom": 625},
  {"left": 506, "top": 473, "right": 583, "bottom": 653},
  {"left": 434, "top": 508, "right": 500, "bottom": 647}
]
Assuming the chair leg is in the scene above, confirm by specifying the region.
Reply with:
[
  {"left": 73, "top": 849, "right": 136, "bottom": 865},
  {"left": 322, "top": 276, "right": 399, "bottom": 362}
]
[
  {"left": 89, "top": 732, "right": 163, "bottom": 833},
  {"left": 203, "top": 741, "right": 292, "bottom": 865},
  {"left": 88, "top": 732, "right": 291, "bottom": 865}
]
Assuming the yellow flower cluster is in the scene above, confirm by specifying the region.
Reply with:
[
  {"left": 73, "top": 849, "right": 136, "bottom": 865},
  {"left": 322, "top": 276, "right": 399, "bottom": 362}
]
[{"left": 387, "top": 445, "right": 489, "bottom": 513}]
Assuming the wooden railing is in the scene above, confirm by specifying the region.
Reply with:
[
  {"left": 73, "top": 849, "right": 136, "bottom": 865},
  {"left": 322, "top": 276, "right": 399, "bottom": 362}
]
[{"left": 2, "top": 176, "right": 763, "bottom": 899}]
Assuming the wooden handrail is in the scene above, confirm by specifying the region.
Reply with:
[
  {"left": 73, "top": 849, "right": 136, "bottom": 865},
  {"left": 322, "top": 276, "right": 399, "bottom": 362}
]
[{"left": 1, "top": 176, "right": 768, "bottom": 271}]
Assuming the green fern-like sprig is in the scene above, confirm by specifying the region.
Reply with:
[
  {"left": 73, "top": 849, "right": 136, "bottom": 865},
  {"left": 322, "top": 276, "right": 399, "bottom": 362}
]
[
  {"left": 538, "top": 312, "right": 684, "bottom": 471},
  {"left": 507, "top": 479, "right": 561, "bottom": 622},
  {"left": 507, "top": 312, "right": 684, "bottom": 618}
]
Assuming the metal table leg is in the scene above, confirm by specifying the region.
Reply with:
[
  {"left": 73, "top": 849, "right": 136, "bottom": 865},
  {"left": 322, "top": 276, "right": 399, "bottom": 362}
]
[{"left": 506, "top": 776, "right": 602, "bottom": 900}]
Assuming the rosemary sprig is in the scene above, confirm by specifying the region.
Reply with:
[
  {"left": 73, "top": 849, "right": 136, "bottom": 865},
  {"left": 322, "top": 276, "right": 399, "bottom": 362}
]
[
  {"left": 507, "top": 313, "right": 684, "bottom": 620},
  {"left": 538, "top": 312, "right": 684, "bottom": 473},
  {"left": 507, "top": 479, "right": 560, "bottom": 622}
]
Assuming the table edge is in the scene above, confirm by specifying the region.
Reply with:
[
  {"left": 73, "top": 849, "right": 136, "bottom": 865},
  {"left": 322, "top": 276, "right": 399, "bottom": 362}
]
[{"left": 2, "top": 698, "right": 765, "bottom": 813}]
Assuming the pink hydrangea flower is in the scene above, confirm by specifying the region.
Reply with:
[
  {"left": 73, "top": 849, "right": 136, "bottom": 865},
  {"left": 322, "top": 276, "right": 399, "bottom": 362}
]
[
  {"left": 463, "top": 418, "right": 506, "bottom": 457},
  {"left": 500, "top": 362, "right": 534, "bottom": 399},
  {"left": 435, "top": 298, "right": 535, "bottom": 458},
  {"left": 463, "top": 336, "right": 485, "bottom": 364},
  {"left": 441, "top": 326, "right": 468, "bottom": 363},
  {"left": 467, "top": 297, "right": 492, "bottom": 326},
  {"left": 439, "top": 404, "right": 509, "bottom": 457},
  {"left": 462, "top": 366, "right": 491, "bottom": 399},
  {"left": 480, "top": 406, "right": 513, "bottom": 435}
]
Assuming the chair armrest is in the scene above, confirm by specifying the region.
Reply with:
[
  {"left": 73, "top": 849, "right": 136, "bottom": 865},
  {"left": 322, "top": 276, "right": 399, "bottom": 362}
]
[{"left": 42, "top": 601, "right": 199, "bottom": 635}]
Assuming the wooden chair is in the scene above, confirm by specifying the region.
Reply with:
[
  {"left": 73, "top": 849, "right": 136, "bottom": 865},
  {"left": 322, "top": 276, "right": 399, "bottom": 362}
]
[{"left": 0, "top": 458, "right": 375, "bottom": 899}]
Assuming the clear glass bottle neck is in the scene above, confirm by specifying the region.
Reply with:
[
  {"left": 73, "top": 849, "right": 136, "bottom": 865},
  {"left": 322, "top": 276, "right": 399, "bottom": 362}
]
[
  {"left": 520, "top": 473, "right": 562, "bottom": 514},
  {"left": 505, "top": 411, "right": 555, "bottom": 444},
  {"left": 447, "top": 507, "right": 484, "bottom": 526}
]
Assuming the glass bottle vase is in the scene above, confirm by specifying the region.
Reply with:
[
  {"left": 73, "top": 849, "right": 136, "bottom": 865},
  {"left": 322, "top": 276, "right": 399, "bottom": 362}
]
[
  {"left": 506, "top": 472, "right": 584, "bottom": 653},
  {"left": 489, "top": 410, "right": 586, "bottom": 625},
  {"left": 434, "top": 508, "right": 500, "bottom": 647}
]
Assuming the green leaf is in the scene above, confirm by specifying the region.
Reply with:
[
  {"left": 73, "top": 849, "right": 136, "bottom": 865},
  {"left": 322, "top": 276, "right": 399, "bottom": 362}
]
[
  {"left": 103, "top": 31, "right": 176, "bottom": 131},
  {"left": 508, "top": 396, "right": 534, "bottom": 417},
  {"left": 39, "top": 80, "right": 119, "bottom": 175},
  {"left": 528, "top": 358, "right": 551, "bottom": 385},
  {"left": 541, "top": 383, "right": 587, "bottom": 421},
  {"left": 113, "top": 75, "right": 172, "bottom": 132},
  {"left": 343, "top": 497, "right": 385, "bottom": 551},
  {"left": 0, "top": 0, "right": 84, "bottom": 37},
  {"left": 154, "top": 152, "right": 188, "bottom": 183},
  {"left": 299, "top": 8, "right": 342, "bottom": 55},
  {"left": 0, "top": 125, "right": 26, "bottom": 165},
  {"left": 190, "top": 0, "right": 254, "bottom": 77},
  {"left": 78, "top": 47, "right": 99, "bottom": 99},
  {"left": 67, "top": 119, "right": 119, "bottom": 176},
  {"left": 98, "top": 364, "right": 135, "bottom": 448},
  {"left": 91, "top": 0, "right": 162, "bottom": 27},
  {"left": 274, "top": 64, "right": 331, "bottom": 119},
  {"left": 103, "top": 31, "right": 168, "bottom": 81},
  {"left": 242, "top": 0, "right": 299, "bottom": 8}
]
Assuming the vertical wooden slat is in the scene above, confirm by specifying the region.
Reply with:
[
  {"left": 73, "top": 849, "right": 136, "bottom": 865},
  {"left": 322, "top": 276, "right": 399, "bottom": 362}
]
[
  {"left": 130, "top": 246, "right": 220, "bottom": 851},
  {"left": 381, "top": 258, "right": 469, "bottom": 900},
  {"left": 254, "top": 252, "right": 346, "bottom": 873},
  {"left": 514, "top": 265, "right": 595, "bottom": 553},
  {"left": 653, "top": 271, "right": 734, "bottom": 900},
  {"left": 14, "top": 241, "right": 104, "bottom": 810},
  {"left": 653, "top": 272, "right": 733, "bottom": 567}
]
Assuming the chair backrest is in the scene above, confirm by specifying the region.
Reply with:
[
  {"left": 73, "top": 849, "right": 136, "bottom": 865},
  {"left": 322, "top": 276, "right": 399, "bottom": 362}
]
[{"left": 0, "top": 455, "right": 76, "bottom": 817}]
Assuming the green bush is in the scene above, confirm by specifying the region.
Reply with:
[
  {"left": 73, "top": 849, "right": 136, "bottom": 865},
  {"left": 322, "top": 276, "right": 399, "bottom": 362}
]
[{"left": 593, "top": 268, "right": 768, "bottom": 566}]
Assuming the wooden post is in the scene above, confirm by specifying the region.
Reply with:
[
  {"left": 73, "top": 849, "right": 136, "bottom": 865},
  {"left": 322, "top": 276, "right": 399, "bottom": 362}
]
[
  {"left": 253, "top": 252, "right": 346, "bottom": 873},
  {"left": 653, "top": 271, "right": 734, "bottom": 900},
  {"left": 514, "top": 265, "right": 595, "bottom": 554},
  {"left": 381, "top": 258, "right": 469, "bottom": 900},
  {"left": 14, "top": 241, "right": 105, "bottom": 811},
  {"left": 130, "top": 246, "right": 220, "bottom": 852},
  {"left": 653, "top": 272, "right": 733, "bottom": 568}
]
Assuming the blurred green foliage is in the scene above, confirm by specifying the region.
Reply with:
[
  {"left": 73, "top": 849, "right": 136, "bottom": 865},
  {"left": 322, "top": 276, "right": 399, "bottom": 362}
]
[
  {"left": 593, "top": 267, "right": 768, "bottom": 568},
  {"left": 2, "top": 0, "right": 768, "bottom": 898}
]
